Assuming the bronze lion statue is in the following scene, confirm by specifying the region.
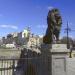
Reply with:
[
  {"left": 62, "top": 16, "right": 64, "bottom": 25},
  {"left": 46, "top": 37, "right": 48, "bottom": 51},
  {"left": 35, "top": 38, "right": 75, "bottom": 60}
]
[{"left": 43, "top": 8, "right": 62, "bottom": 44}]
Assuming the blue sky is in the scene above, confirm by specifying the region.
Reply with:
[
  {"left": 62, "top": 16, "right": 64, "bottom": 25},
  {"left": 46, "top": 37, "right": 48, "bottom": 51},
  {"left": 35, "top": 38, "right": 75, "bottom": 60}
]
[{"left": 0, "top": 0, "right": 75, "bottom": 38}]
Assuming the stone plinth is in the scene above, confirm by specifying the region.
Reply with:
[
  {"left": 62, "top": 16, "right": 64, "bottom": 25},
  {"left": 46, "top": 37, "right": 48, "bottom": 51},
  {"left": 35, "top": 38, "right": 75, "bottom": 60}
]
[
  {"left": 51, "top": 44, "right": 70, "bottom": 75},
  {"left": 41, "top": 44, "right": 70, "bottom": 75},
  {"left": 51, "top": 44, "right": 70, "bottom": 52}
]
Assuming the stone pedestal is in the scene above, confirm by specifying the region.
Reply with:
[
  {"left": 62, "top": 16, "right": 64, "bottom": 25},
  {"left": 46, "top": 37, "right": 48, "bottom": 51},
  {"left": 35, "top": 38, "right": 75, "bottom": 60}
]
[
  {"left": 51, "top": 44, "right": 70, "bottom": 75},
  {"left": 40, "top": 44, "right": 70, "bottom": 75}
]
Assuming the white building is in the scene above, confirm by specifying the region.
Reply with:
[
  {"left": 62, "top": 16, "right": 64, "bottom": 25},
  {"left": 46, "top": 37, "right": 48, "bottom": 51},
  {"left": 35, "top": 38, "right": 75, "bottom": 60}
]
[
  {"left": 17, "top": 28, "right": 30, "bottom": 45},
  {"left": 27, "top": 34, "right": 40, "bottom": 48},
  {"left": 0, "top": 38, "right": 3, "bottom": 45},
  {"left": 22, "top": 28, "right": 30, "bottom": 38},
  {"left": 11, "top": 32, "right": 18, "bottom": 38}
]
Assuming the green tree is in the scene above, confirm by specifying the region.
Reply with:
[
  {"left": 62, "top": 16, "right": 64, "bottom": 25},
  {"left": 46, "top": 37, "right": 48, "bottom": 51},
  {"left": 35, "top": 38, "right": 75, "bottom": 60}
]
[
  {"left": 60, "top": 36, "right": 73, "bottom": 44},
  {"left": 14, "top": 37, "right": 22, "bottom": 46},
  {"left": 7, "top": 34, "right": 13, "bottom": 44}
]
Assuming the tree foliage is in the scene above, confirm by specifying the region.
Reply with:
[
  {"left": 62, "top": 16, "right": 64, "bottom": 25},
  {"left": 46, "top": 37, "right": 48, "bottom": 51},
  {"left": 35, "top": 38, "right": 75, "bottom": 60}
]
[{"left": 60, "top": 36, "right": 73, "bottom": 44}]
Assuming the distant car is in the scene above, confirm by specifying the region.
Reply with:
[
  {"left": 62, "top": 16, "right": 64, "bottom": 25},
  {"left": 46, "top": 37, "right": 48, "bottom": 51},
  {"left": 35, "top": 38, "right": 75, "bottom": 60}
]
[{"left": 6, "top": 44, "right": 16, "bottom": 48}]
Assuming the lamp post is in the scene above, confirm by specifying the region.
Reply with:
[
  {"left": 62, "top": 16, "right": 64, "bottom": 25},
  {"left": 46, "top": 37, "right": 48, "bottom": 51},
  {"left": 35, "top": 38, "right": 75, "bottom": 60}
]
[
  {"left": 65, "top": 22, "right": 71, "bottom": 49},
  {"left": 67, "top": 22, "right": 69, "bottom": 49}
]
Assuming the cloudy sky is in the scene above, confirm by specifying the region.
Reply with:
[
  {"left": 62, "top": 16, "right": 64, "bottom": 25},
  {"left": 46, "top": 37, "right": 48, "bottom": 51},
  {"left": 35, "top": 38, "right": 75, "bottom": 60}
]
[{"left": 0, "top": 0, "right": 75, "bottom": 38}]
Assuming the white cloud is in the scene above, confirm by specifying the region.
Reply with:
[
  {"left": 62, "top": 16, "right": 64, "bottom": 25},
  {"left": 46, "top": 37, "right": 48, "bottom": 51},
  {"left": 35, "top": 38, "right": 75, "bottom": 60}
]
[
  {"left": 39, "top": 35, "right": 43, "bottom": 38},
  {"left": 36, "top": 25, "right": 47, "bottom": 28},
  {"left": 0, "top": 25, "right": 18, "bottom": 30},
  {"left": 47, "top": 6, "right": 54, "bottom": 10}
]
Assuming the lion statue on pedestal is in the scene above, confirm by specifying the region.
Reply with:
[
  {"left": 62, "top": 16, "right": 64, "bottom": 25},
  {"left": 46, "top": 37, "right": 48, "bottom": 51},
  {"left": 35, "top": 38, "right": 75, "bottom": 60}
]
[{"left": 43, "top": 8, "right": 62, "bottom": 44}]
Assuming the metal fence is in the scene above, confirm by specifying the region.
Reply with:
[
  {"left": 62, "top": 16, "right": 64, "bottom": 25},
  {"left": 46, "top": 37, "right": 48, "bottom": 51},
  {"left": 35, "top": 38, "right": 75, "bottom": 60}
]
[
  {"left": 0, "top": 57, "right": 46, "bottom": 75},
  {"left": 0, "top": 48, "right": 51, "bottom": 75},
  {"left": 0, "top": 58, "right": 34, "bottom": 75},
  {"left": 0, "top": 58, "right": 19, "bottom": 75}
]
